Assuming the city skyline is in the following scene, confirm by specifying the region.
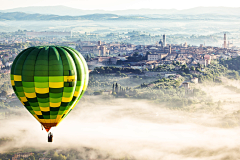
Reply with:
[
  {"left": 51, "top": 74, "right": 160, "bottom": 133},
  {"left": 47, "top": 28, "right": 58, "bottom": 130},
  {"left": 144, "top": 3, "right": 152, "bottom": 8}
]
[{"left": 0, "top": 0, "right": 240, "bottom": 11}]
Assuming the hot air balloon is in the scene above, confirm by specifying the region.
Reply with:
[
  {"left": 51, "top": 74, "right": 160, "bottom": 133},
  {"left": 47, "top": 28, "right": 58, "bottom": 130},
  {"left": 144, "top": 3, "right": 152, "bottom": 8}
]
[{"left": 10, "top": 46, "right": 88, "bottom": 141}]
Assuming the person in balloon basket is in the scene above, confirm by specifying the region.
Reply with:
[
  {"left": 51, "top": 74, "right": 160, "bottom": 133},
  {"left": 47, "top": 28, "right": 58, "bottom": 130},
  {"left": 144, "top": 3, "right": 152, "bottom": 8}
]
[{"left": 48, "top": 132, "right": 53, "bottom": 142}]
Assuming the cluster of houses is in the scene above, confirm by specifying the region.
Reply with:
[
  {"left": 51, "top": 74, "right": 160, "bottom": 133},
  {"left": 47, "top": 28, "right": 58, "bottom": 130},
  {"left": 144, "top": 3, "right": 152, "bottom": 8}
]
[
  {"left": 0, "top": 47, "right": 16, "bottom": 65},
  {"left": 11, "top": 152, "right": 51, "bottom": 160},
  {"left": 1, "top": 34, "right": 240, "bottom": 74},
  {"left": 83, "top": 38, "right": 240, "bottom": 71}
]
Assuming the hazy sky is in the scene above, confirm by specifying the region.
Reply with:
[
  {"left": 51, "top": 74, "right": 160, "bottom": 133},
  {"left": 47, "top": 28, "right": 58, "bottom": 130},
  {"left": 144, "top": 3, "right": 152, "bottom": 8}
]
[{"left": 0, "top": 0, "right": 240, "bottom": 10}]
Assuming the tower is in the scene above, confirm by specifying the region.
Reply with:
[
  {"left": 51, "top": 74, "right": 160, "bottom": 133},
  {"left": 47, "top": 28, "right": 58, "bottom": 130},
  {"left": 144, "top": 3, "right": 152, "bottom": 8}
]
[
  {"left": 159, "top": 39, "right": 163, "bottom": 47},
  {"left": 163, "top": 34, "right": 166, "bottom": 47},
  {"left": 224, "top": 33, "right": 227, "bottom": 49},
  {"left": 99, "top": 46, "right": 106, "bottom": 56}
]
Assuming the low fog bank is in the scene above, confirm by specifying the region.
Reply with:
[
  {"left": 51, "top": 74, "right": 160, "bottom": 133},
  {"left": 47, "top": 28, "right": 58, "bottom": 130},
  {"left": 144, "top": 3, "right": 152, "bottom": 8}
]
[
  {"left": 199, "top": 78, "right": 240, "bottom": 103},
  {"left": 1, "top": 84, "right": 240, "bottom": 159}
]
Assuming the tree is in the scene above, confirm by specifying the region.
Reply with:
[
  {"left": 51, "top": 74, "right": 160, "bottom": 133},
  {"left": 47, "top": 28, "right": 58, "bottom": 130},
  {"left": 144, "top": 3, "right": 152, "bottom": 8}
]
[
  {"left": 116, "top": 60, "right": 123, "bottom": 65},
  {"left": 181, "top": 64, "right": 187, "bottom": 70},
  {"left": 58, "top": 154, "right": 67, "bottom": 160},
  {"left": 93, "top": 91, "right": 102, "bottom": 95},
  {"left": 106, "top": 67, "right": 112, "bottom": 73},
  {"left": 99, "top": 66, "right": 105, "bottom": 74},
  {"left": 145, "top": 51, "right": 152, "bottom": 60},
  {"left": 184, "top": 67, "right": 190, "bottom": 74},
  {"left": 181, "top": 64, "right": 189, "bottom": 74},
  {"left": 197, "top": 63, "right": 201, "bottom": 68},
  {"left": 112, "top": 83, "right": 115, "bottom": 94},
  {"left": 133, "top": 52, "right": 139, "bottom": 57},
  {"left": 175, "top": 81, "right": 181, "bottom": 87},
  {"left": 85, "top": 54, "right": 91, "bottom": 61},
  {"left": 190, "top": 66, "right": 195, "bottom": 71},
  {"left": 115, "top": 83, "right": 118, "bottom": 94},
  {"left": 0, "top": 91, "right": 7, "bottom": 97},
  {"left": 116, "top": 71, "right": 121, "bottom": 76},
  {"left": 28, "top": 155, "right": 35, "bottom": 160},
  {"left": 196, "top": 68, "right": 201, "bottom": 72},
  {"left": 133, "top": 69, "right": 142, "bottom": 74}
]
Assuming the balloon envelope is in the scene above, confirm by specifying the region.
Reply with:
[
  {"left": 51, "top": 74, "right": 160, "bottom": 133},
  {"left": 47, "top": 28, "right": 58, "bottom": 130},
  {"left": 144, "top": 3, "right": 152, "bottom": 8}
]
[{"left": 11, "top": 46, "right": 88, "bottom": 132}]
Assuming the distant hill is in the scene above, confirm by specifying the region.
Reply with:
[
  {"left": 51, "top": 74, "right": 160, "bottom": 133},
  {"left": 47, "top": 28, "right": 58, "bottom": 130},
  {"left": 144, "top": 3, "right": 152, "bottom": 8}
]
[
  {"left": 0, "top": 6, "right": 96, "bottom": 16},
  {"left": 0, "top": 12, "right": 151, "bottom": 21},
  {"left": 1, "top": 6, "right": 240, "bottom": 16},
  {"left": 0, "top": 12, "right": 239, "bottom": 21},
  {"left": 177, "top": 7, "right": 240, "bottom": 15}
]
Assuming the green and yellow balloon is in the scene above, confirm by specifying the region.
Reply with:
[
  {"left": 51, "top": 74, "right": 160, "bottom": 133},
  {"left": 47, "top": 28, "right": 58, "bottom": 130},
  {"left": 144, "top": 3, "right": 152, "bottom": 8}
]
[{"left": 10, "top": 46, "right": 88, "bottom": 132}]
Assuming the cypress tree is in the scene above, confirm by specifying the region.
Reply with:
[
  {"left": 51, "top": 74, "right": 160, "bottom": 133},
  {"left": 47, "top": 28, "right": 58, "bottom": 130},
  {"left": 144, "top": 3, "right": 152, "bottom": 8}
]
[
  {"left": 115, "top": 83, "right": 118, "bottom": 94},
  {"left": 112, "top": 83, "right": 115, "bottom": 94}
]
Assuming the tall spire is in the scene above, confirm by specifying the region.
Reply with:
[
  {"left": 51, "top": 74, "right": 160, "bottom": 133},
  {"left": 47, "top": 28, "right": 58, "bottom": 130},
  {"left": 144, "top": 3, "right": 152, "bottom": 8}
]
[{"left": 224, "top": 33, "right": 227, "bottom": 49}]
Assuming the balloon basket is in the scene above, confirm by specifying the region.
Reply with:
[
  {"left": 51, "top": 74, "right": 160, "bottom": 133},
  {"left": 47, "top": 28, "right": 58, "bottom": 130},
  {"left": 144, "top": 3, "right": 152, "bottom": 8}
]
[{"left": 48, "top": 132, "right": 53, "bottom": 143}]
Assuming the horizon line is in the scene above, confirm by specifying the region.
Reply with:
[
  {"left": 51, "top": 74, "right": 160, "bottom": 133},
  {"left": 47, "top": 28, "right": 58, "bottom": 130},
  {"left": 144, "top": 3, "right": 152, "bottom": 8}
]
[{"left": 1, "top": 5, "right": 240, "bottom": 11}]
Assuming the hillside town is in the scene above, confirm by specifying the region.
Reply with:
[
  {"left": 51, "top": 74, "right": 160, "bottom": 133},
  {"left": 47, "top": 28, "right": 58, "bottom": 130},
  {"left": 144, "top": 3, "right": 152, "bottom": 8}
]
[
  {"left": 0, "top": 31, "right": 239, "bottom": 75},
  {"left": 83, "top": 34, "right": 238, "bottom": 69}
]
